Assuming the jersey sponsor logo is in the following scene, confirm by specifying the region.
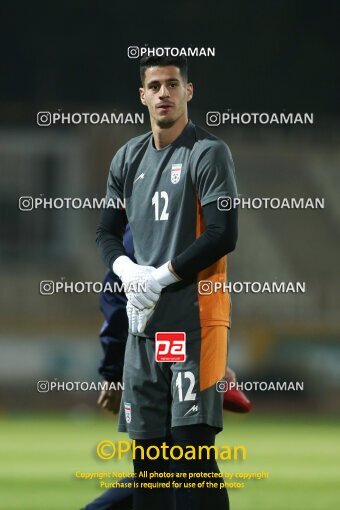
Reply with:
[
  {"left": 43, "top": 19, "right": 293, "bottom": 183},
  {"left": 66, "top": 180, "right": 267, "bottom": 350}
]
[
  {"left": 184, "top": 404, "right": 199, "bottom": 416},
  {"left": 134, "top": 172, "right": 145, "bottom": 183},
  {"left": 124, "top": 402, "right": 132, "bottom": 423},
  {"left": 171, "top": 164, "right": 182, "bottom": 184},
  {"left": 155, "top": 332, "right": 186, "bottom": 362}
]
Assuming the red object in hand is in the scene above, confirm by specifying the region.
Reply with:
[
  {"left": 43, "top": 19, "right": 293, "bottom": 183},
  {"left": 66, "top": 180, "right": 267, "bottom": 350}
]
[
  {"left": 223, "top": 367, "right": 252, "bottom": 413},
  {"left": 223, "top": 386, "right": 252, "bottom": 413}
]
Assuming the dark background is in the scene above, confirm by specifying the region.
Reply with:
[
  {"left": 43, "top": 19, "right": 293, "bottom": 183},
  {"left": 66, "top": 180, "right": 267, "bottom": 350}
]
[{"left": 1, "top": 0, "right": 338, "bottom": 116}]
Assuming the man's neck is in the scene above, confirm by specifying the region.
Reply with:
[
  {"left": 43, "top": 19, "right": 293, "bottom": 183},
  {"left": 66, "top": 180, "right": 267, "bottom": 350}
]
[{"left": 151, "top": 115, "right": 189, "bottom": 150}]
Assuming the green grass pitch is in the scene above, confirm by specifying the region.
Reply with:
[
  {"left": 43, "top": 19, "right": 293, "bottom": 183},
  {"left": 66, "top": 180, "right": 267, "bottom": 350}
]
[{"left": 0, "top": 413, "right": 339, "bottom": 510}]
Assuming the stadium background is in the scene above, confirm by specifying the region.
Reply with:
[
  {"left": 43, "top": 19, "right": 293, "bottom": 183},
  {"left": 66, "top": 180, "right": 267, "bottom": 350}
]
[{"left": 0, "top": 1, "right": 339, "bottom": 509}]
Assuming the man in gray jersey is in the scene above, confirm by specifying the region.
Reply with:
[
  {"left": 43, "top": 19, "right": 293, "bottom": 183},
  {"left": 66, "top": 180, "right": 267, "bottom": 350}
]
[{"left": 96, "top": 55, "right": 238, "bottom": 510}]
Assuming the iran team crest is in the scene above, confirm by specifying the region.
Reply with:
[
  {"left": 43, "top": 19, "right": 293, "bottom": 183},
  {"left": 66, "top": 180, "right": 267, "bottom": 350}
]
[
  {"left": 171, "top": 163, "right": 182, "bottom": 184},
  {"left": 124, "top": 402, "right": 131, "bottom": 423}
]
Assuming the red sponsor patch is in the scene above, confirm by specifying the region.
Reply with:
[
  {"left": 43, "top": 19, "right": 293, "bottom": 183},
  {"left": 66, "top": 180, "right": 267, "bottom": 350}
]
[{"left": 155, "top": 332, "right": 186, "bottom": 362}]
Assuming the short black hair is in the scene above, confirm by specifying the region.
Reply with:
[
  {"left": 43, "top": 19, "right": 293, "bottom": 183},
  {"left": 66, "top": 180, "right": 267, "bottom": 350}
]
[{"left": 139, "top": 55, "right": 188, "bottom": 84}]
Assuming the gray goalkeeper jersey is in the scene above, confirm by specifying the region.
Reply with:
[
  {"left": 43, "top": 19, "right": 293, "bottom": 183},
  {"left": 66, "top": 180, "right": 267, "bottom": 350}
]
[{"left": 106, "top": 120, "right": 237, "bottom": 337}]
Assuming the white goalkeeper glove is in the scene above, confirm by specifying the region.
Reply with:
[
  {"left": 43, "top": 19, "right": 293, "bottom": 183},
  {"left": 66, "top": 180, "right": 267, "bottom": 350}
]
[
  {"left": 128, "top": 262, "right": 181, "bottom": 334},
  {"left": 112, "top": 256, "right": 158, "bottom": 308},
  {"left": 127, "top": 301, "right": 155, "bottom": 335},
  {"left": 113, "top": 256, "right": 180, "bottom": 334},
  {"left": 127, "top": 261, "right": 180, "bottom": 311}
]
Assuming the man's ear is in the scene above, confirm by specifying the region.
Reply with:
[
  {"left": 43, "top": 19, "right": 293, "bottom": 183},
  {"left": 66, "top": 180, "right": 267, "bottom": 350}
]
[
  {"left": 186, "top": 82, "right": 193, "bottom": 103},
  {"left": 139, "top": 87, "right": 147, "bottom": 106}
]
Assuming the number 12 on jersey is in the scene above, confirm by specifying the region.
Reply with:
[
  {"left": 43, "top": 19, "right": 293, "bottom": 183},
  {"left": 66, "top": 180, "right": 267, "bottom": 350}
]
[{"left": 152, "top": 191, "right": 169, "bottom": 221}]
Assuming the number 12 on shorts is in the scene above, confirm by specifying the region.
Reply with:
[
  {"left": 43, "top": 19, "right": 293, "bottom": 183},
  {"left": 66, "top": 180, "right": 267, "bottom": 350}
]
[{"left": 155, "top": 332, "right": 186, "bottom": 362}]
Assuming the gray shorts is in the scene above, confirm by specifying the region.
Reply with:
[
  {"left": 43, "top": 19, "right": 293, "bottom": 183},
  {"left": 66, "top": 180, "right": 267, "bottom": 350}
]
[{"left": 118, "top": 326, "right": 228, "bottom": 439}]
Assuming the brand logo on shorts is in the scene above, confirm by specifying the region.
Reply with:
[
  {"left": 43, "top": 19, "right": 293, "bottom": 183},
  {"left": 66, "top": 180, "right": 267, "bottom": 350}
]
[
  {"left": 155, "top": 332, "right": 186, "bottom": 362},
  {"left": 184, "top": 404, "right": 199, "bottom": 416},
  {"left": 171, "top": 164, "right": 182, "bottom": 184},
  {"left": 124, "top": 402, "right": 132, "bottom": 423}
]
